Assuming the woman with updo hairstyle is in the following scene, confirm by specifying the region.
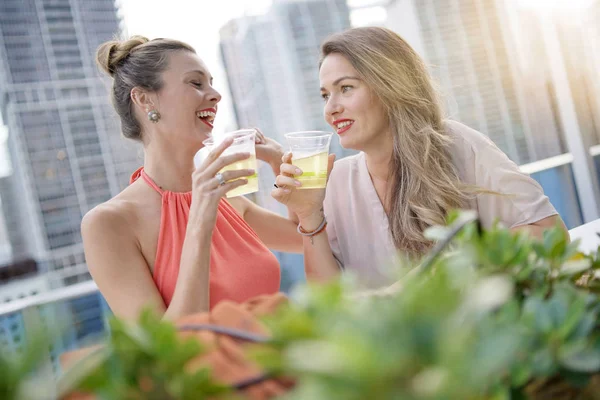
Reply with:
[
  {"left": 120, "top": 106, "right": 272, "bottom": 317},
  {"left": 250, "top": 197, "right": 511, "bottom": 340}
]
[
  {"left": 272, "top": 27, "right": 568, "bottom": 290},
  {"left": 82, "top": 36, "right": 301, "bottom": 320}
]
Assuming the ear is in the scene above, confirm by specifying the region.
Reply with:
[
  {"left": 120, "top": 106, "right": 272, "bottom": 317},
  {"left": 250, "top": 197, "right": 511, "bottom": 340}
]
[{"left": 130, "top": 87, "right": 156, "bottom": 112}]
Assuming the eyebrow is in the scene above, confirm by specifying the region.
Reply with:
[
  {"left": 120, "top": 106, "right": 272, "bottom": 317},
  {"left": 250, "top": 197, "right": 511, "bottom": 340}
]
[
  {"left": 188, "top": 70, "right": 213, "bottom": 84},
  {"left": 320, "top": 76, "right": 361, "bottom": 91}
]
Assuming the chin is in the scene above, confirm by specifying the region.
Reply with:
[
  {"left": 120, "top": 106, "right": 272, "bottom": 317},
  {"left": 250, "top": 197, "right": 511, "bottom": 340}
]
[
  {"left": 339, "top": 136, "right": 361, "bottom": 152},
  {"left": 196, "top": 127, "right": 212, "bottom": 141}
]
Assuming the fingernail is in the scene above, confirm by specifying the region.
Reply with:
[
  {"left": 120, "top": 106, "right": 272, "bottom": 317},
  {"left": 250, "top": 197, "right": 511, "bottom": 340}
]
[
  {"left": 295, "top": 168, "right": 302, "bottom": 175},
  {"left": 284, "top": 188, "right": 291, "bottom": 193},
  {"left": 247, "top": 169, "right": 255, "bottom": 175},
  {"left": 294, "top": 180, "right": 301, "bottom": 186}
]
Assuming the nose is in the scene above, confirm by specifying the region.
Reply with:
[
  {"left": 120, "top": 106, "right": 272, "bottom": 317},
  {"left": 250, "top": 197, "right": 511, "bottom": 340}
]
[
  {"left": 324, "top": 96, "right": 343, "bottom": 121},
  {"left": 208, "top": 87, "right": 222, "bottom": 104}
]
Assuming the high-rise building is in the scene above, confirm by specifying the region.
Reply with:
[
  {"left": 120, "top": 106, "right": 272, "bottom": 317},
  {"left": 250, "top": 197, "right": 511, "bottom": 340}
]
[
  {"left": 385, "top": 0, "right": 600, "bottom": 224},
  {"left": 553, "top": 7, "right": 600, "bottom": 149},
  {"left": 385, "top": 0, "right": 566, "bottom": 165},
  {"left": 220, "top": 0, "right": 355, "bottom": 212},
  {"left": 0, "top": 0, "right": 140, "bottom": 290}
]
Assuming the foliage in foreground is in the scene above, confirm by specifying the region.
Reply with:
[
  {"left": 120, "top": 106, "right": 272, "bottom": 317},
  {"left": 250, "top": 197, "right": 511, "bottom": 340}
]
[
  {"left": 0, "top": 333, "right": 48, "bottom": 400},
  {"left": 7, "top": 212, "right": 600, "bottom": 400},
  {"left": 257, "top": 213, "right": 600, "bottom": 400},
  {"left": 58, "top": 310, "right": 229, "bottom": 399}
]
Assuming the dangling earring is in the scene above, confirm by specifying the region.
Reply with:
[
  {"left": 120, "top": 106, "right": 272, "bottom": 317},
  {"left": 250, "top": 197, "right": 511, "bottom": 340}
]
[{"left": 147, "top": 109, "right": 161, "bottom": 123}]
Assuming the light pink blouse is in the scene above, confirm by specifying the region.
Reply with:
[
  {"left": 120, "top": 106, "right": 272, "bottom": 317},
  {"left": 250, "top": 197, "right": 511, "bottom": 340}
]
[{"left": 323, "top": 120, "right": 558, "bottom": 289}]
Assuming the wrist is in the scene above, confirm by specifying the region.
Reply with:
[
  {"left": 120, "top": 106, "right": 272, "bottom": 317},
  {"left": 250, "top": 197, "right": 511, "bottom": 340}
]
[
  {"left": 185, "top": 224, "right": 214, "bottom": 242},
  {"left": 270, "top": 149, "right": 284, "bottom": 173},
  {"left": 298, "top": 211, "right": 325, "bottom": 231}
]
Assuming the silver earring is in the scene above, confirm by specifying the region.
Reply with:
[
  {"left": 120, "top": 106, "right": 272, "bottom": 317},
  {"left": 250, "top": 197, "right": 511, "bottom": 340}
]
[{"left": 147, "top": 109, "right": 161, "bottom": 123}]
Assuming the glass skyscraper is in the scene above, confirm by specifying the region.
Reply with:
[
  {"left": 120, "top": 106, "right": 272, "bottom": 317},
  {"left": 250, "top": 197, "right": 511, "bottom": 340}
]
[{"left": 0, "top": 0, "right": 140, "bottom": 289}]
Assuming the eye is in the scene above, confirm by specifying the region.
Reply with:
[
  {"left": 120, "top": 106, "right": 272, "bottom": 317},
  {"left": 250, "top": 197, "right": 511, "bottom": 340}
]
[
  {"left": 191, "top": 81, "right": 203, "bottom": 88},
  {"left": 321, "top": 92, "right": 330, "bottom": 102},
  {"left": 341, "top": 85, "right": 353, "bottom": 93}
]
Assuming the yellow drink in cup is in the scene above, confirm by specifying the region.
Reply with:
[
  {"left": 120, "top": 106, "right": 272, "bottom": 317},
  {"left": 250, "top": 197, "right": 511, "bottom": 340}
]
[
  {"left": 218, "top": 155, "right": 259, "bottom": 197},
  {"left": 194, "top": 129, "right": 259, "bottom": 198},
  {"left": 284, "top": 131, "right": 333, "bottom": 190},
  {"left": 292, "top": 151, "right": 328, "bottom": 189}
]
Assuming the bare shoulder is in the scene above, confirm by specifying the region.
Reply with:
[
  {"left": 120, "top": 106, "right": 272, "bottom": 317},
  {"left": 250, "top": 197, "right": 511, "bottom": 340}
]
[
  {"left": 81, "top": 184, "right": 146, "bottom": 240},
  {"left": 82, "top": 200, "right": 130, "bottom": 236}
]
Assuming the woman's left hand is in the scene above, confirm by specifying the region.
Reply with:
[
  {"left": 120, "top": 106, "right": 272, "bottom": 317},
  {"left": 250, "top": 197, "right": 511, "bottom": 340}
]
[{"left": 254, "top": 128, "right": 284, "bottom": 174}]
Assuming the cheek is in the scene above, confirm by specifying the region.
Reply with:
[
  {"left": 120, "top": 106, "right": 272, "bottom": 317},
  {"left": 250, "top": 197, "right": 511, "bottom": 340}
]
[{"left": 369, "top": 102, "right": 388, "bottom": 130}]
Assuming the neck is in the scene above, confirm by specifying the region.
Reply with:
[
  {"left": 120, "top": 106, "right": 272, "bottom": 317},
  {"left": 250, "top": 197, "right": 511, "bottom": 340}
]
[
  {"left": 143, "top": 138, "right": 199, "bottom": 193},
  {"left": 364, "top": 135, "right": 394, "bottom": 183}
]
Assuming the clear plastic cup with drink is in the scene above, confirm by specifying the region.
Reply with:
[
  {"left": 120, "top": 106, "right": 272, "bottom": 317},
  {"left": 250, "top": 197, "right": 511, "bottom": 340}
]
[
  {"left": 194, "top": 129, "right": 259, "bottom": 198},
  {"left": 284, "top": 131, "right": 333, "bottom": 189}
]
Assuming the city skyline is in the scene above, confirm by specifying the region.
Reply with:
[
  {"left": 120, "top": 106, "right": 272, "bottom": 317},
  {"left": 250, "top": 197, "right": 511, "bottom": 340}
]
[
  {"left": 0, "top": 0, "right": 140, "bottom": 289},
  {"left": 0, "top": 0, "right": 134, "bottom": 371}
]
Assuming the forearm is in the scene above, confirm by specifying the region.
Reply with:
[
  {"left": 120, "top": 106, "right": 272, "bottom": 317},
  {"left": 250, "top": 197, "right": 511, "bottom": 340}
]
[
  {"left": 510, "top": 216, "right": 569, "bottom": 242},
  {"left": 299, "top": 214, "right": 341, "bottom": 282},
  {"left": 269, "top": 159, "right": 282, "bottom": 177},
  {"left": 163, "top": 225, "right": 212, "bottom": 320}
]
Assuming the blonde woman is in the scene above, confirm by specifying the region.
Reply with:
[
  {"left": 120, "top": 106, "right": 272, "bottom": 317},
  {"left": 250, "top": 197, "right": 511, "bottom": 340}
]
[{"left": 272, "top": 27, "right": 567, "bottom": 289}]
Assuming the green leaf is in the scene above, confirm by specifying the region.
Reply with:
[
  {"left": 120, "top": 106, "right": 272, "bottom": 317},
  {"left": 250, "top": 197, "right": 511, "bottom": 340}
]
[
  {"left": 558, "top": 345, "right": 600, "bottom": 373},
  {"left": 523, "top": 297, "right": 554, "bottom": 334},
  {"left": 570, "top": 313, "right": 597, "bottom": 340},
  {"left": 510, "top": 363, "right": 533, "bottom": 387},
  {"left": 559, "top": 259, "right": 592, "bottom": 277},
  {"left": 530, "top": 348, "right": 556, "bottom": 376}
]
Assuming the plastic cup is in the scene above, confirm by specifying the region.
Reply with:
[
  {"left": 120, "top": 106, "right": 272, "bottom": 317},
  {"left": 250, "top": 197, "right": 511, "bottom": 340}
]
[
  {"left": 284, "top": 131, "right": 333, "bottom": 189},
  {"left": 194, "top": 129, "right": 259, "bottom": 198}
]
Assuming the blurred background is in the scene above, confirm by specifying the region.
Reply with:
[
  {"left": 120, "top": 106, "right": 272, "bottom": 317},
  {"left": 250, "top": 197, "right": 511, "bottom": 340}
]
[{"left": 1, "top": 0, "right": 600, "bottom": 382}]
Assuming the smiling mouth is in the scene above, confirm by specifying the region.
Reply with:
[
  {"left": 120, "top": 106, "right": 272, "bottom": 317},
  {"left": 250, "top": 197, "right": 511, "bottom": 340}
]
[
  {"left": 334, "top": 120, "right": 354, "bottom": 134},
  {"left": 196, "top": 110, "right": 216, "bottom": 128}
]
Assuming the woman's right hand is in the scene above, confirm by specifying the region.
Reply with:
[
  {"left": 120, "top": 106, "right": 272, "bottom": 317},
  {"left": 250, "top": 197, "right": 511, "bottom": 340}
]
[
  {"left": 189, "top": 137, "right": 255, "bottom": 227},
  {"left": 271, "top": 152, "right": 335, "bottom": 222}
]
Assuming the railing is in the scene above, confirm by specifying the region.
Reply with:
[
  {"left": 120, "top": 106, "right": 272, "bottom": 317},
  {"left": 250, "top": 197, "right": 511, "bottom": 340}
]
[
  {"left": 520, "top": 145, "right": 600, "bottom": 229},
  {"left": 0, "top": 280, "right": 109, "bottom": 394},
  {"left": 569, "top": 218, "right": 600, "bottom": 253},
  {"left": 0, "top": 280, "right": 98, "bottom": 317}
]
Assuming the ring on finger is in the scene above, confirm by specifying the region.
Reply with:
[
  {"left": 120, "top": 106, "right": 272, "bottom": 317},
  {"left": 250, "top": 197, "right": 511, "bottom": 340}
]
[{"left": 215, "top": 172, "right": 226, "bottom": 186}]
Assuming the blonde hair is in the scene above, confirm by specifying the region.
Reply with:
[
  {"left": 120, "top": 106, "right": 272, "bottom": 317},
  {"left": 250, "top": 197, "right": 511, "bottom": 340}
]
[
  {"left": 96, "top": 36, "right": 195, "bottom": 141},
  {"left": 320, "top": 27, "right": 470, "bottom": 256}
]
